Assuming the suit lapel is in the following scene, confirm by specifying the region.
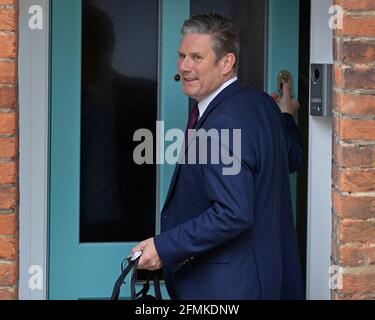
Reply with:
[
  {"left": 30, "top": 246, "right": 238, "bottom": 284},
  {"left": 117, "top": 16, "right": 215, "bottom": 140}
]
[
  {"left": 183, "top": 80, "right": 245, "bottom": 152},
  {"left": 194, "top": 80, "right": 245, "bottom": 131},
  {"left": 162, "top": 80, "right": 246, "bottom": 209}
]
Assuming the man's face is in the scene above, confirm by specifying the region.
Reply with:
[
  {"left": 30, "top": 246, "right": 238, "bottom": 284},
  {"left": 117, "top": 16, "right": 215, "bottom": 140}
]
[{"left": 178, "top": 33, "right": 228, "bottom": 102}]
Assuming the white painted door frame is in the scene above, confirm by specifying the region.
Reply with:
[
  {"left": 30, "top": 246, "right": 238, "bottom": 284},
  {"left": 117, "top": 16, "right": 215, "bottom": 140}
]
[
  {"left": 19, "top": 0, "right": 49, "bottom": 300},
  {"left": 306, "top": 0, "right": 333, "bottom": 300}
]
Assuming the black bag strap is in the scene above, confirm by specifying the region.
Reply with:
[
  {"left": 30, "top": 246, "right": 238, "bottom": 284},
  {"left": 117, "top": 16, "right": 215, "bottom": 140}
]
[
  {"left": 130, "top": 258, "right": 139, "bottom": 300},
  {"left": 111, "top": 256, "right": 163, "bottom": 300},
  {"left": 111, "top": 257, "right": 138, "bottom": 300},
  {"left": 152, "top": 270, "right": 162, "bottom": 300},
  {"left": 131, "top": 262, "right": 162, "bottom": 300}
]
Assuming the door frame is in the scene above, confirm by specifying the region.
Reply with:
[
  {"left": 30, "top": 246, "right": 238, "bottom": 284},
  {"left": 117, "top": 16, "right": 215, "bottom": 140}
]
[{"left": 19, "top": 0, "right": 50, "bottom": 300}]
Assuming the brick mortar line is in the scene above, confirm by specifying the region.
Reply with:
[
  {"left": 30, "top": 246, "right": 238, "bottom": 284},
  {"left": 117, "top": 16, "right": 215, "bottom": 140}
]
[
  {"left": 332, "top": 112, "right": 375, "bottom": 122},
  {"left": 0, "top": 259, "right": 16, "bottom": 265},
  {"left": 0, "top": 286, "right": 17, "bottom": 291},
  {"left": 0, "top": 5, "right": 17, "bottom": 10},
  {"left": 0, "top": 158, "right": 19, "bottom": 164},
  {"left": 0, "top": 84, "right": 16, "bottom": 88},
  {"left": 333, "top": 137, "right": 375, "bottom": 146},
  {"left": 0, "top": 32, "right": 15, "bottom": 36},
  {"left": 342, "top": 265, "right": 375, "bottom": 273},
  {"left": 333, "top": 87, "right": 375, "bottom": 95},
  {"left": 0, "top": 57, "right": 17, "bottom": 61},
  {"left": 0, "top": 210, "right": 16, "bottom": 215},
  {"left": 334, "top": 36, "right": 375, "bottom": 41},
  {"left": 0, "top": 184, "right": 16, "bottom": 189},
  {"left": 334, "top": 165, "right": 375, "bottom": 171},
  {"left": 0, "top": 109, "right": 16, "bottom": 113},
  {"left": 332, "top": 109, "right": 375, "bottom": 120},
  {"left": 0, "top": 84, "right": 17, "bottom": 88},
  {"left": 0, "top": 31, "right": 16, "bottom": 36},
  {"left": 333, "top": 61, "right": 375, "bottom": 68},
  {"left": 341, "top": 217, "right": 375, "bottom": 223},
  {"left": 346, "top": 11, "right": 375, "bottom": 16},
  {"left": 339, "top": 243, "right": 375, "bottom": 248},
  {"left": 0, "top": 30, "right": 18, "bottom": 36},
  {"left": 335, "top": 141, "right": 375, "bottom": 148},
  {"left": 333, "top": 61, "right": 344, "bottom": 68},
  {"left": 332, "top": 183, "right": 340, "bottom": 194},
  {"left": 0, "top": 157, "right": 17, "bottom": 162},
  {"left": 332, "top": 159, "right": 366, "bottom": 174},
  {"left": 332, "top": 157, "right": 375, "bottom": 171},
  {"left": 0, "top": 234, "right": 16, "bottom": 239},
  {"left": 0, "top": 58, "right": 15, "bottom": 63},
  {"left": 333, "top": 113, "right": 375, "bottom": 121},
  {"left": 337, "top": 63, "right": 375, "bottom": 68},
  {"left": 335, "top": 165, "right": 375, "bottom": 171},
  {"left": 333, "top": 87, "right": 375, "bottom": 96}
]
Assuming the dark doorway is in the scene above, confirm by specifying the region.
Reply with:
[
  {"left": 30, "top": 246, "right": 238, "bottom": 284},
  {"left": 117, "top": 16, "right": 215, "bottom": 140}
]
[
  {"left": 190, "top": 0, "right": 266, "bottom": 91},
  {"left": 296, "top": 0, "right": 311, "bottom": 286}
]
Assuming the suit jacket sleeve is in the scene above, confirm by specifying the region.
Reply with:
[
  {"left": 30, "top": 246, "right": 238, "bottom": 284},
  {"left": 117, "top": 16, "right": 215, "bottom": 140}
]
[
  {"left": 265, "top": 94, "right": 303, "bottom": 173},
  {"left": 154, "top": 118, "right": 256, "bottom": 266},
  {"left": 281, "top": 113, "right": 304, "bottom": 173}
]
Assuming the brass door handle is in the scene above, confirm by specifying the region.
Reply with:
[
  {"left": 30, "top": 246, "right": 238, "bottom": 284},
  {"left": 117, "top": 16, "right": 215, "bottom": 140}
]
[{"left": 277, "top": 70, "right": 293, "bottom": 96}]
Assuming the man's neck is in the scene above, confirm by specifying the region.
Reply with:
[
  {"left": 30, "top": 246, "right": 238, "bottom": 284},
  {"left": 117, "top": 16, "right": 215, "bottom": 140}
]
[{"left": 197, "top": 76, "right": 238, "bottom": 119}]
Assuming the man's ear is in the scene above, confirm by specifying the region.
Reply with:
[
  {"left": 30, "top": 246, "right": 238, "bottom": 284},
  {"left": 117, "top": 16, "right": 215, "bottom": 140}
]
[{"left": 221, "top": 53, "right": 236, "bottom": 75}]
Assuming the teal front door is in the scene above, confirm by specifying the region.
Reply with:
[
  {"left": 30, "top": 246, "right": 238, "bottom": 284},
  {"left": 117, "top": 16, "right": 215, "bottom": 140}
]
[
  {"left": 49, "top": 0, "right": 189, "bottom": 299},
  {"left": 267, "top": 0, "right": 300, "bottom": 217},
  {"left": 49, "top": 0, "right": 300, "bottom": 299}
]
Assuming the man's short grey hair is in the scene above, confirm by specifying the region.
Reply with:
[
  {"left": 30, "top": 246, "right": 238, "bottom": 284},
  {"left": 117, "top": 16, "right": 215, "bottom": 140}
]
[{"left": 181, "top": 13, "right": 240, "bottom": 73}]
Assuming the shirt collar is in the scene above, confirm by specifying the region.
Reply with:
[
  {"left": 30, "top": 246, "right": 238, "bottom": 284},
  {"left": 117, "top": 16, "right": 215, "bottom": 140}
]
[{"left": 197, "top": 77, "right": 238, "bottom": 119}]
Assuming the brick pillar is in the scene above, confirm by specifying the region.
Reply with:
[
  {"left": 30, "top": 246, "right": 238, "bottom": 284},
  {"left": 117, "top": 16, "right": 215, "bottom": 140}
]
[
  {"left": 332, "top": 0, "right": 375, "bottom": 300},
  {"left": 0, "top": 0, "right": 18, "bottom": 300}
]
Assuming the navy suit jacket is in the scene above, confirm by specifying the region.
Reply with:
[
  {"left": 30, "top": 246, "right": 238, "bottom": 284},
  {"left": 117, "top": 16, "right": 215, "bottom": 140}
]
[{"left": 154, "top": 81, "right": 304, "bottom": 300}]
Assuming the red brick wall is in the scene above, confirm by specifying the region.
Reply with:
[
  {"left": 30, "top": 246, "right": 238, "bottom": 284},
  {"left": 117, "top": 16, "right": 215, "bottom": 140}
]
[
  {"left": 332, "top": 0, "right": 375, "bottom": 300},
  {"left": 0, "top": 0, "right": 18, "bottom": 300}
]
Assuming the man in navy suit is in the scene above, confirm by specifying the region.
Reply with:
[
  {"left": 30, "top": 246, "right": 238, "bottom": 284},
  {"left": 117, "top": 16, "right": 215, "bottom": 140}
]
[{"left": 131, "top": 13, "right": 304, "bottom": 300}]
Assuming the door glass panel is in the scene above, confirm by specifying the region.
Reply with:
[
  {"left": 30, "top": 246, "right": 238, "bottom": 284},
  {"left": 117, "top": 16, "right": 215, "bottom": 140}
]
[
  {"left": 190, "top": 0, "right": 266, "bottom": 90},
  {"left": 80, "top": 0, "right": 158, "bottom": 242}
]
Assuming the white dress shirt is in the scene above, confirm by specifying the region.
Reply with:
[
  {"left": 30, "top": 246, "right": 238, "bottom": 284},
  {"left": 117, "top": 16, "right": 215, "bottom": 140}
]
[{"left": 197, "top": 77, "right": 238, "bottom": 119}]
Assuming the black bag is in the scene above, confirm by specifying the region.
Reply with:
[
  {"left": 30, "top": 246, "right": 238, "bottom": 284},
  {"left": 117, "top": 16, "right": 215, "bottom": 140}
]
[{"left": 110, "top": 256, "right": 162, "bottom": 300}]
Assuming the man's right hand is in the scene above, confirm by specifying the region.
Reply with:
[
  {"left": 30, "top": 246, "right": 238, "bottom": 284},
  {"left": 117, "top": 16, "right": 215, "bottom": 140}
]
[{"left": 271, "top": 81, "right": 300, "bottom": 116}]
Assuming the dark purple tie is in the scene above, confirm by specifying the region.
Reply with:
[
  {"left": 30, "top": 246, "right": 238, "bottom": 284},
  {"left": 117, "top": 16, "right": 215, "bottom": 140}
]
[
  {"left": 187, "top": 104, "right": 199, "bottom": 130},
  {"left": 185, "top": 105, "right": 199, "bottom": 142}
]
